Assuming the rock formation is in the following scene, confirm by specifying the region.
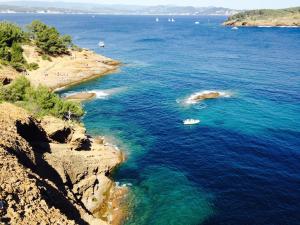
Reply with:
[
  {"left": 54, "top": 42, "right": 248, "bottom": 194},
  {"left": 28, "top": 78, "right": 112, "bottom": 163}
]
[
  {"left": 0, "top": 103, "right": 125, "bottom": 225},
  {"left": 65, "top": 92, "right": 97, "bottom": 102},
  {"left": 192, "top": 92, "right": 221, "bottom": 101}
]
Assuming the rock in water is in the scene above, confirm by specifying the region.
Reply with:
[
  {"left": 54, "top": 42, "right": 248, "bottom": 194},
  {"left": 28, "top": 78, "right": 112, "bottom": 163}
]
[{"left": 193, "top": 92, "right": 221, "bottom": 101}]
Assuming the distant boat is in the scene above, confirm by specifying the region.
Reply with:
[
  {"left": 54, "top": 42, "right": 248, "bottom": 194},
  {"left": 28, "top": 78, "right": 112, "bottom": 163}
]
[
  {"left": 156, "top": 18, "right": 159, "bottom": 22},
  {"left": 195, "top": 21, "right": 200, "bottom": 25},
  {"left": 171, "top": 18, "right": 175, "bottom": 22},
  {"left": 168, "top": 18, "right": 171, "bottom": 22},
  {"left": 98, "top": 41, "right": 105, "bottom": 48},
  {"left": 183, "top": 119, "right": 200, "bottom": 125},
  {"left": 232, "top": 26, "right": 239, "bottom": 30}
]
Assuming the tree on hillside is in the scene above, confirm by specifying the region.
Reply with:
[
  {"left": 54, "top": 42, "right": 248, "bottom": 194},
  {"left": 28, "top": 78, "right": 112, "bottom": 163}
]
[
  {"left": 0, "top": 21, "right": 24, "bottom": 48},
  {"left": 27, "top": 20, "right": 72, "bottom": 56},
  {"left": 0, "top": 21, "right": 26, "bottom": 71}
]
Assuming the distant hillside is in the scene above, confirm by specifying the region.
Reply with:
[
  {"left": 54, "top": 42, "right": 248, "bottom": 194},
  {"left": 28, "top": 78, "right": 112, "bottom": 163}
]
[
  {"left": 224, "top": 7, "right": 300, "bottom": 26},
  {"left": 0, "top": 1, "right": 240, "bottom": 15}
]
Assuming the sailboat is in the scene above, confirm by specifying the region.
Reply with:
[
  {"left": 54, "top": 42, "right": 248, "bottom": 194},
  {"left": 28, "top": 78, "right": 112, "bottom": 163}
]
[
  {"left": 171, "top": 18, "right": 175, "bottom": 22},
  {"left": 168, "top": 18, "right": 171, "bottom": 22},
  {"left": 156, "top": 18, "right": 159, "bottom": 22}
]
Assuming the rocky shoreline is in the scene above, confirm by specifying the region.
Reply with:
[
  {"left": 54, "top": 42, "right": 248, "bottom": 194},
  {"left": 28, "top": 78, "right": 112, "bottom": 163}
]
[
  {"left": 0, "top": 103, "right": 128, "bottom": 224},
  {"left": 224, "top": 20, "right": 300, "bottom": 27},
  {"left": 0, "top": 45, "right": 129, "bottom": 224},
  {"left": 65, "top": 92, "right": 97, "bottom": 102},
  {"left": 0, "top": 45, "right": 121, "bottom": 91},
  {"left": 223, "top": 7, "right": 300, "bottom": 27}
]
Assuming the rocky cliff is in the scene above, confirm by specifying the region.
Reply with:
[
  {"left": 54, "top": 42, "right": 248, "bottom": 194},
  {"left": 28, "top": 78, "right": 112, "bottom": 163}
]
[
  {"left": 224, "top": 7, "right": 300, "bottom": 27},
  {"left": 0, "top": 103, "right": 126, "bottom": 225}
]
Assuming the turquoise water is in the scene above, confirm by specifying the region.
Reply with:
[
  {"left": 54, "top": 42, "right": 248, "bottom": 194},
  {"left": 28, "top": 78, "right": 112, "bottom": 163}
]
[{"left": 2, "top": 14, "right": 300, "bottom": 225}]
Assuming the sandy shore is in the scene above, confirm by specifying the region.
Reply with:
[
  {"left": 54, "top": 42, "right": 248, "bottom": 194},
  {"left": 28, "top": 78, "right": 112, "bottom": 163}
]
[{"left": 22, "top": 45, "right": 120, "bottom": 91}]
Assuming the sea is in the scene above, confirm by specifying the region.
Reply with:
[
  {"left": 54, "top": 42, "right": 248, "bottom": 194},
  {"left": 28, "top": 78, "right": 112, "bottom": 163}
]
[{"left": 1, "top": 14, "right": 300, "bottom": 225}]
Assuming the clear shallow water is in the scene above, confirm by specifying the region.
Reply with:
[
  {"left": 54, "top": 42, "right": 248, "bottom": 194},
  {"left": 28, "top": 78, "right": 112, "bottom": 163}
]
[{"left": 3, "top": 14, "right": 300, "bottom": 225}]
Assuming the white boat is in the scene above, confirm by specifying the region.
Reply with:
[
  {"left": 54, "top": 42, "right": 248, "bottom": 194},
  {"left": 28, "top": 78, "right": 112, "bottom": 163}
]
[
  {"left": 171, "top": 18, "right": 175, "bottom": 22},
  {"left": 98, "top": 41, "right": 105, "bottom": 48},
  {"left": 232, "top": 26, "right": 239, "bottom": 30},
  {"left": 156, "top": 18, "right": 159, "bottom": 22},
  {"left": 183, "top": 119, "right": 200, "bottom": 125},
  {"left": 168, "top": 18, "right": 171, "bottom": 22},
  {"left": 195, "top": 21, "right": 200, "bottom": 25}
]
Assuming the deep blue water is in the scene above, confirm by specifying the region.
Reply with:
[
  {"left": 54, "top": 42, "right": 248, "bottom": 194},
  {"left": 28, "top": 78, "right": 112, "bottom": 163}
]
[{"left": 2, "top": 14, "right": 300, "bottom": 225}]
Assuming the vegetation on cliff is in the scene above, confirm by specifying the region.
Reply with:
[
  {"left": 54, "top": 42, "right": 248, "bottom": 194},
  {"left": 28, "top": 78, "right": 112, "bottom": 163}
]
[
  {"left": 224, "top": 7, "right": 300, "bottom": 26},
  {"left": 0, "top": 20, "right": 73, "bottom": 72},
  {"left": 27, "top": 20, "right": 72, "bottom": 56},
  {"left": 0, "top": 76, "right": 84, "bottom": 120},
  {"left": 0, "top": 21, "right": 28, "bottom": 71}
]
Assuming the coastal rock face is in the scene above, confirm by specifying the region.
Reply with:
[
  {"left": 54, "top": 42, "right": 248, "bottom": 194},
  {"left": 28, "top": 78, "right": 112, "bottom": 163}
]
[
  {"left": 41, "top": 116, "right": 72, "bottom": 143},
  {"left": 0, "top": 103, "right": 123, "bottom": 225},
  {"left": 224, "top": 7, "right": 300, "bottom": 27}
]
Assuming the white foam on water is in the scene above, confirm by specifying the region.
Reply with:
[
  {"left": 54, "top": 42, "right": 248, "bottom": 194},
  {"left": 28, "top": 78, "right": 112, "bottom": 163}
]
[
  {"left": 185, "top": 90, "right": 232, "bottom": 105},
  {"left": 64, "top": 87, "right": 126, "bottom": 100}
]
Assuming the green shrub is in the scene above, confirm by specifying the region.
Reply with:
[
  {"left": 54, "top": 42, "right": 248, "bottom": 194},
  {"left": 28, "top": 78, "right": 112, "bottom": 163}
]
[
  {"left": 26, "top": 62, "right": 39, "bottom": 71},
  {"left": 0, "top": 77, "right": 84, "bottom": 120},
  {"left": 10, "top": 42, "right": 26, "bottom": 71},
  {"left": 41, "top": 54, "right": 52, "bottom": 61},
  {"left": 1, "top": 76, "right": 30, "bottom": 102},
  {"left": 0, "top": 46, "right": 11, "bottom": 61}
]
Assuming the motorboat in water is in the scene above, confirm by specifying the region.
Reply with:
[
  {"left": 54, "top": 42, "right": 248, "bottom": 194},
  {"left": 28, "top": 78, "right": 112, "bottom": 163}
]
[
  {"left": 195, "top": 21, "right": 200, "bottom": 25},
  {"left": 232, "top": 26, "right": 239, "bottom": 30},
  {"left": 183, "top": 119, "right": 200, "bottom": 125},
  {"left": 98, "top": 41, "right": 105, "bottom": 48}
]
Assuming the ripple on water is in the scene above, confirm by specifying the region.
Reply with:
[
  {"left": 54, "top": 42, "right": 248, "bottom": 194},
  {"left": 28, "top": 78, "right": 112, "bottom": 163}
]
[{"left": 125, "top": 166, "right": 213, "bottom": 225}]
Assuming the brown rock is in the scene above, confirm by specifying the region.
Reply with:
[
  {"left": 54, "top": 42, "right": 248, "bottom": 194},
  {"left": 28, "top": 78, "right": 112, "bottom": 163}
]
[
  {"left": 193, "top": 92, "right": 221, "bottom": 101},
  {"left": 41, "top": 116, "right": 73, "bottom": 143},
  {"left": 65, "top": 92, "right": 97, "bottom": 102},
  {"left": 0, "top": 103, "right": 124, "bottom": 225}
]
